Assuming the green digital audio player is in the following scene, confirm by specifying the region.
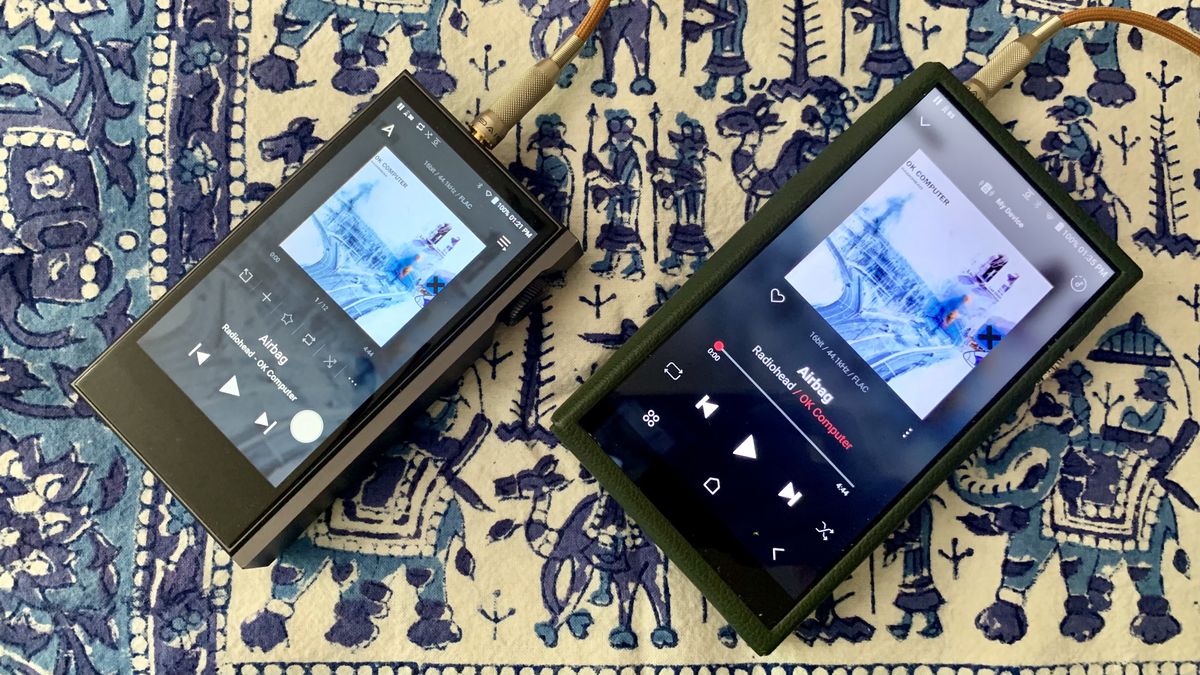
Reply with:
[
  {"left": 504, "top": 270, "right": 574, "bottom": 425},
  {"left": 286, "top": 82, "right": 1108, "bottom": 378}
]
[{"left": 552, "top": 63, "right": 1140, "bottom": 655}]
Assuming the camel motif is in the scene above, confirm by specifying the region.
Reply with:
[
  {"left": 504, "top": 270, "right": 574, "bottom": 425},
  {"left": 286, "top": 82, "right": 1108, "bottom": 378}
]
[
  {"left": 490, "top": 457, "right": 678, "bottom": 649},
  {"left": 716, "top": 93, "right": 831, "bottom": 221}
]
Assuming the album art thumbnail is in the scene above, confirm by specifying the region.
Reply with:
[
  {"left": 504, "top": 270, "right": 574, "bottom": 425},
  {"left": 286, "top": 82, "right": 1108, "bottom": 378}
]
[
  {"left": 282, "top": 148, "right": 485, "bottom": 345},
  {"left": 785, "top": 150, "right": 1052, "bottom": 418}
]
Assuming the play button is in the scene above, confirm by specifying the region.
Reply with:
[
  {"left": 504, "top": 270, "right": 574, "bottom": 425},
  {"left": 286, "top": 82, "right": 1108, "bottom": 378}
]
[
  {"left": 732, "top": 435, "right": 757, "bottom": 459},
  {"left": 219, "top": 376, "right": 240, "bottom": 397}
]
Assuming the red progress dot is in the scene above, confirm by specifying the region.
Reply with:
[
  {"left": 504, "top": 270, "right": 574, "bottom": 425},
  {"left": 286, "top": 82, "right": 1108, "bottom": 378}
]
[{"left": 713, "top": 340, "right": 725, "bottom": 351}]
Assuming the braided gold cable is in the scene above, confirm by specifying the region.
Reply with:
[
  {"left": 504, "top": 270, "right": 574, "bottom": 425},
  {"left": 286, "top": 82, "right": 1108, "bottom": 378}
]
[
  {"left": 574, "top": 0, "right": 610, "bottom": 39},
  {"left": 1059, "top": 8, "right": 1200, "bottom": 56},
  {"left": 964, "top": 7, "right": 1199, "bottom": 102}
]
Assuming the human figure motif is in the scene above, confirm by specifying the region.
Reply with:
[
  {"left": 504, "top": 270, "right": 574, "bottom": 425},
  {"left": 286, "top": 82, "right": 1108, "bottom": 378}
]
[
  {"left": 883, "top": 501, "right": 944, "bottom": 639},
  {"left": 586, "top": 110, "right": 646, "bottom": 279},
  {"left": 647, "top": 113, "right": 716, "bottom": 274},
  {"left": 1037, "top": 96, "right": 1126, "bottom": 239},
  {"left": 847, "top": 0, "right": 913, "bottom": 102},
  {"left": 250, "top": 0, "right": 459, "bottom": 97},
  {"left": 510, "top": 114, "right": 575, "bottom": 225},
  {"left": 684, "top": 0, "right": 750, "bottom": 103}
]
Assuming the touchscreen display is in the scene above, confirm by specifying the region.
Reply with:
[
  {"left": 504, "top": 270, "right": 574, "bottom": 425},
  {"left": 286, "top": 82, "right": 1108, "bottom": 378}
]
[
  {"left": 139, "top": 91, "right": 536, "bottom": 486},
  {"left": 580, "top": 88, "right": 1115, "bottom": 624}
]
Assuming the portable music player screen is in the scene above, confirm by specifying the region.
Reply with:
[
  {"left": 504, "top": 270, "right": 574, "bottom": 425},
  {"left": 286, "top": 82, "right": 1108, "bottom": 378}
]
[
  {"left": 580, "top": 88, "right": 1115, "bottom": 624},
  {"left": 138, "top": 93, "right": 535, "bottom": 486}
]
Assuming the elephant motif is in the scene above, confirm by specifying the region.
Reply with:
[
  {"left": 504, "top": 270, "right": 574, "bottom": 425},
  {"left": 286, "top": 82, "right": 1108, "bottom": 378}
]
[
  {"left": 930, "top": 0, "right": 1135, "bottom": 106},
  {"left": 0, "top": 81, "right": 112, "bottom": 350},
  {"left": 515, "top": 0, "right": 599, "bottom": 88},
  {"left": 250, "top": 0, "right": 463, "bottom": 97},
  {"left": 583, "top": 0, "right": 665, "bottom": 97},
  {"left": 240, "top": 378, "right": 492, "bottom": 651},
  {"left": 490, "top": 457, "right": 678, "bottom": 650},
  {"left": 951, "top": 313, "right": 1197, "bottom": 645}
]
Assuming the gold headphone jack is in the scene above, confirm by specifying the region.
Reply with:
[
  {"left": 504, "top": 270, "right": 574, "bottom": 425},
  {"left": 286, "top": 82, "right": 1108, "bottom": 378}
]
[{"left": 470, "top": 0, "right": 610, "bottom": 149}]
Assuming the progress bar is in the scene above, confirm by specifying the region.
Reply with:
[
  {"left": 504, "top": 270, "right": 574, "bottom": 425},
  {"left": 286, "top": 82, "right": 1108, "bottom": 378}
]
[{"left": 717, "top": 341, "right": 856, "bottom": 488}]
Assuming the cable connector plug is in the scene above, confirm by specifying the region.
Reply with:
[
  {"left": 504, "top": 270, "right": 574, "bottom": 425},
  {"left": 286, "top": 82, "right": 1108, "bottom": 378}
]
[
  {"left": 469, "top": 36, "right": 585, "bottom": 149},
  {"left": 468, "top": 0, "right": 607, "bottom": 149},
  {"left": 963, "top": 17, "right": 1062, "bottom": 103}
]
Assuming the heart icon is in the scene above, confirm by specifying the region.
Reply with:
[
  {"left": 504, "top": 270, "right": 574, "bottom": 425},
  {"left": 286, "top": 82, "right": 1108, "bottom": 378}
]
[{"left": 770, "top": 288, "right": 785, "bottom": 303}]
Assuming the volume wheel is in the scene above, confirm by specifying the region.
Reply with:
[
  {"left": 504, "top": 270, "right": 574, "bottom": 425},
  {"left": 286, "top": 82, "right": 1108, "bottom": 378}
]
[{"left": 500, "top": 277, "right": 550, "bottom": 326}]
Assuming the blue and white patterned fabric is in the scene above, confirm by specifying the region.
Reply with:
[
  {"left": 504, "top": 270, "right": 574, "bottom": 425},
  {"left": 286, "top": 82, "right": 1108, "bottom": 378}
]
[{"left": 1, "top": 0, "right": 1199, "bottom": 672}]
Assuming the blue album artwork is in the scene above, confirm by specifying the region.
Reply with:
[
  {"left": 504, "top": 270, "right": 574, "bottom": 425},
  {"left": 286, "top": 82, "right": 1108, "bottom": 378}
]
[
  {"left": 281, "top": 148, "right": 486, "bottom": 345},
  {"left": 786, "top": 150, "right": 1052, "bottom": 418}
]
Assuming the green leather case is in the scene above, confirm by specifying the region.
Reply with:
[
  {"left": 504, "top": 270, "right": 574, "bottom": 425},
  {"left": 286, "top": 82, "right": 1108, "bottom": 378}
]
[{"left": 551, "top": 62, "right": 1141, "bottom": 655}]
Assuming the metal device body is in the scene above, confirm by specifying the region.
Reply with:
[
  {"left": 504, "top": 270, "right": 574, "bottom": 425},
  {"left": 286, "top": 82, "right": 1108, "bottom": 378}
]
[{"left": 75, "top": 73, "right": 581, "bottom": 568}]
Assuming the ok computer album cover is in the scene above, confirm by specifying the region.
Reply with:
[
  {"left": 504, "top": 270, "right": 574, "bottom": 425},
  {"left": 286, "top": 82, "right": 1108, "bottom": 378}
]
[
  {"left": 785, "top": 150, "right": 1052, "bottom": 418},
  {"left": 281, "top": 147, "right": 486, "bottom": 345}
]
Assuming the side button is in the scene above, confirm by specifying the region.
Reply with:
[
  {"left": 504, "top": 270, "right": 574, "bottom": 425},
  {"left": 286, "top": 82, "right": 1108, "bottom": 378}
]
[{"left": 1041, "top": 355, "right": 1066, "bottom": 381}]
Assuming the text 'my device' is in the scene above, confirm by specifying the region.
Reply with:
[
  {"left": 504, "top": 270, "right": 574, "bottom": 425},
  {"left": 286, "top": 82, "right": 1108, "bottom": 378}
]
[
  {"left": 75, "top": 73, "right": 581, "bottom": 567},
  {"left": 552, "top": 63, "right": 1139, "bottom": 654}
]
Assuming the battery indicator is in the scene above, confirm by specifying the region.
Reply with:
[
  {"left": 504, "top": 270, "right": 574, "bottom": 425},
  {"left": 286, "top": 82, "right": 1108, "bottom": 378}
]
[
  {"left": 1054, "top": 221, "right": 1065, "bottom": 232},
  {"left": 491, "top": 196, "right": 500, "bottom": 206}
]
